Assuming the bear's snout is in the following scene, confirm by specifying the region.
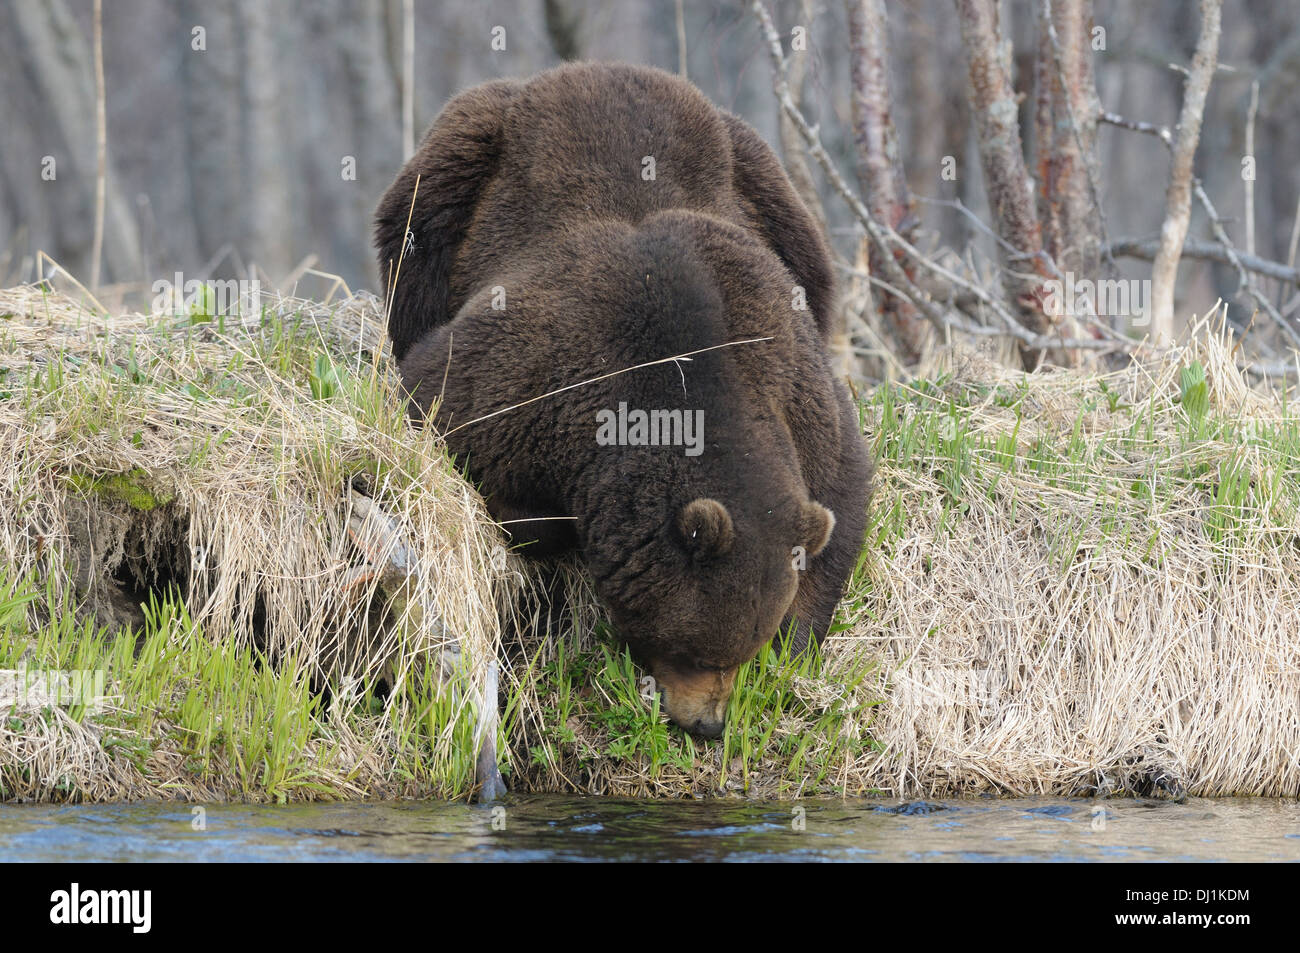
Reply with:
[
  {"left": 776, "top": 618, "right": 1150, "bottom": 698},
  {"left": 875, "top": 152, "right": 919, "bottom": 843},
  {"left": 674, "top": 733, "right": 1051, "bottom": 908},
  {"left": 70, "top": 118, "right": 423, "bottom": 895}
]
[
  {"left": 688, "top": 713, "right": 726, "bottom": 739},
  {"left": 655, "top": 664, "right": 737, "bottom": 739}
]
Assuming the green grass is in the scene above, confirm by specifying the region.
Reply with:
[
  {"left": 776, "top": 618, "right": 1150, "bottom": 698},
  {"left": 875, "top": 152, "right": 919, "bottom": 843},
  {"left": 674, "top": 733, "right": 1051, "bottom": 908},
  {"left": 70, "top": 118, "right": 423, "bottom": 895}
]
[
  {"left": 865, "top": 361, "right": 1300, "bottom": 563},
  {"left": 508, "top": 610, "right": 880, "bottom": 797},
  {"left": 0, "top": 571, "right": 483, "bottom": 802}
]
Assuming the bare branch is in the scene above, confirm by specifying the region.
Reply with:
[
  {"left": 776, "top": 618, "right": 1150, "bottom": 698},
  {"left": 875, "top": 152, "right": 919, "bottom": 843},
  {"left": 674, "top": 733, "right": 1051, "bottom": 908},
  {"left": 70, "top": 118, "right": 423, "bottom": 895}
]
[
  {"left": 833, "top": 259, "right": 1123, "bottom": 352},
  {"left": 1098, "top": 110, "right": 1173, "bottom": 146},
  {"left": 1106, "top": 237, "right": 1300, "bottom": 286},
  {"left": 1191, "top": 177, "right": 1300, "bottom": 351},
  {"left": 1101, "top": 104, "right": 1300, "bottom": 350},
  {"left": 750, "top": 0, "right": 947, "bottom": 335}
]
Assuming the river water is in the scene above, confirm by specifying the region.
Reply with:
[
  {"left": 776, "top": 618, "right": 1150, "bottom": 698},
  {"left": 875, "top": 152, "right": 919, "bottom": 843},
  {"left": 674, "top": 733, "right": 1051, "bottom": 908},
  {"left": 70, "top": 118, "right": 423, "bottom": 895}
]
[{"left": 1, "top": 796, "right": 1297, "bottom": 862}]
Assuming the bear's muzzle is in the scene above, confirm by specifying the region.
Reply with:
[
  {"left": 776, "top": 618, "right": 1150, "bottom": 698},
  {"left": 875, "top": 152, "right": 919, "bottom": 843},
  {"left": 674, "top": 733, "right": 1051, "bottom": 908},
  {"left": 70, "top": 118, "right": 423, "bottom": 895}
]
[{"left": 656, "top": 665, "right": 738, "bottom": 738}]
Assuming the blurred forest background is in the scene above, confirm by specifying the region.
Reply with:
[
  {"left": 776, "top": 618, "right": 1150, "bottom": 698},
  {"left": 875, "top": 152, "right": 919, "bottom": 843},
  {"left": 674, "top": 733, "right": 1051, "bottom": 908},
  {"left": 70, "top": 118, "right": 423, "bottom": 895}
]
[{"left": 3, "top": 0, "right": 1299, "bottom": 373}]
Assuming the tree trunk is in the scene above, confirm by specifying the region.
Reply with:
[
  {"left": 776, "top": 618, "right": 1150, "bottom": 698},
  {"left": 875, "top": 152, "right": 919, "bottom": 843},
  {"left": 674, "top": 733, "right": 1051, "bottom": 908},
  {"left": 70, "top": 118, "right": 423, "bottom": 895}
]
[
  {"left": 954, "top": 0, "right": 1055, "bottom": 367},
  {"left": 1149, "top": 0, "right": 1222, "bottom": 345},
  {"left": 1033, "top": 0, "right": 1103, "bottom": 283},
  {"left": 846, "top": 0, "right": 927, "bottom": 363},
  {"left": 543, "top": 0, "right": 584, "bottom": 61}
]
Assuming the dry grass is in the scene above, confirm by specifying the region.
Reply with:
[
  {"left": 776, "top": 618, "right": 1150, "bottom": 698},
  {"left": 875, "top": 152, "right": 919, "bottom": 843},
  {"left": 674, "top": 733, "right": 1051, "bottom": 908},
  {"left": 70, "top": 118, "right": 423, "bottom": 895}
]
[
  {"left": 1, "top": 284, "right": 1297, "bottom": 801},
  {"left": 844, "top": 323, "right": 1300, "bottom": 798},
  {"left": 0, "top": 283, "right": 523, "bottom": 800}
]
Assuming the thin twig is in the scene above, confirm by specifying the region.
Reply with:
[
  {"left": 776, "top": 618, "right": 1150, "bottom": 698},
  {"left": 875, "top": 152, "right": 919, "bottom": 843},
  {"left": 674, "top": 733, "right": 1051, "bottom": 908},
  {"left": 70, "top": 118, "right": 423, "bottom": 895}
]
[
  {"left": 915, "top": 195, "right": 1062, "bottom": 278},
  {"left": 834, "top": 260, "right": 1122, "bottom": 351},
  {"left": 1244, "top": 79, "right": 1259, "bottom": 259},
  {"left": 1102, "top": 105, "right": 1300, "bottom": 351},
  {"left": 441, "top": 337, "right": 775, "bottom": 436},
  {"left": 1193, "top": 177, "right": 1300, "bottom": 350},
  {"left": 1098, "top": 110, "right": 1172, "bottom": 146}
]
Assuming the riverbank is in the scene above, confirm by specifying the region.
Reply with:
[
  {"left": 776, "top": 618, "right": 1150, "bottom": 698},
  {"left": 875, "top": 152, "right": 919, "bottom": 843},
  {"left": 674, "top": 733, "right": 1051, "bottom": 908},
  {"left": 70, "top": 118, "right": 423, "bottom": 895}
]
[{"left": 2, "top": 285, "right": 1297, "bottom": 802}]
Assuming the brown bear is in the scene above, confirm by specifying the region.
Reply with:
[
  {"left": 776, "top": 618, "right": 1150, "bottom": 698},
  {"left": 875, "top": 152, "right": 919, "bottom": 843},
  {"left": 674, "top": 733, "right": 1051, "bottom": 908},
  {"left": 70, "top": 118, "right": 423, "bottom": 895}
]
[{"left": 375, "top": 62, "right": 872, "bottom": 737}]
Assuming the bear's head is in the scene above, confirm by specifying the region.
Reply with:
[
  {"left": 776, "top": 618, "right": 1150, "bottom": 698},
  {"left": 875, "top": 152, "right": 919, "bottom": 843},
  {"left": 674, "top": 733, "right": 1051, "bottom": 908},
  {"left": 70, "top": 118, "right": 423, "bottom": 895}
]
[{"left": 584, "top": 488, "right": 836, "bottom": 738}]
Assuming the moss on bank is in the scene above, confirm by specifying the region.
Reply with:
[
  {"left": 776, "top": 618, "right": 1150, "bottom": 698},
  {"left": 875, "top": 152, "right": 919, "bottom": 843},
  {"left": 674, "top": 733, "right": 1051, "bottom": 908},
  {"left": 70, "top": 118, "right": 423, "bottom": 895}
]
[{"left": 64, "top": 468, "right": 174, "bottom": 511}]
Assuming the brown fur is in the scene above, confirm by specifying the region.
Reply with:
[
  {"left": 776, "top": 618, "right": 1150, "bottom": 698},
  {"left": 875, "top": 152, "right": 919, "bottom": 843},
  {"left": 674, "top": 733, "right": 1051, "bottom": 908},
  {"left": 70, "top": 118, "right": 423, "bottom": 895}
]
[{"left": 375, "top": 63, "right": 872, "bottom": 736}]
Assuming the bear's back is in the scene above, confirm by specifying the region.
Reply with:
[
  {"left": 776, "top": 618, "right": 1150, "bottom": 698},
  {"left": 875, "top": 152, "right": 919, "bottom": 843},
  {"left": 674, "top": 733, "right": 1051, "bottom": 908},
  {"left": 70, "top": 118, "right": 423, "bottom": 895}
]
[
  {"left": 378, "top": 60, "right": 836, "bottom": 364},
  {"left": 454, "top": 64, "right": 744, "bottom": 291}
]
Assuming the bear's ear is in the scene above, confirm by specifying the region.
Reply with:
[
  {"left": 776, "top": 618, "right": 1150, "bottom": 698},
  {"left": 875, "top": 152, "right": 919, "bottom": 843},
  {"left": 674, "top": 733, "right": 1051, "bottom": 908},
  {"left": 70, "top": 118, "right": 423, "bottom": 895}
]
[
  {"left": 375, "top": 79, "right": 519, "bottom": 363},
  {"left": 677, "top": 498, "right": 734, "bottom": 558},
  {"left": 798, "top": 501, "right": 835, "bottom": 557}
]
